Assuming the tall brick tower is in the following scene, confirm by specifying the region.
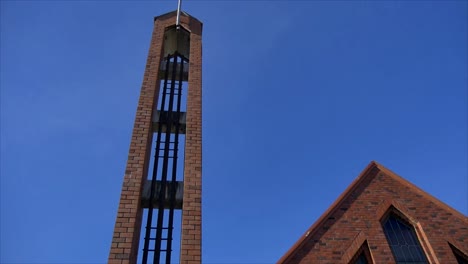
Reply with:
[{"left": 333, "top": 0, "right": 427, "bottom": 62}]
[{"left": 109, "top": 10, "right": 202, "bottom": 264}]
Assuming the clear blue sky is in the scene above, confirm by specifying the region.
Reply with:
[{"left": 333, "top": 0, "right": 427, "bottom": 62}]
[{"left": 1, "top": 1, "right": 467, "bottom": 263}]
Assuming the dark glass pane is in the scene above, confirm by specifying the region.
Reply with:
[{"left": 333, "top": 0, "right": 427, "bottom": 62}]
[
  {"left": 454, "top": 252, "right": 468, "bottom": 264},
  {"left": 382, "top": 215, "right": 428, "bottom": 264},
  {"left": 354, "top": 252, "right": 368, "bottom": 264}
]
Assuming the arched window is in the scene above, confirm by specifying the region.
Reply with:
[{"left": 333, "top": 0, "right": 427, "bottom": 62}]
[
  {"left": 349, "top": 241, "right": 372, "bottom": 264},
  {"left": 382, "top": 214, "right": 428, "bottom": 264}
]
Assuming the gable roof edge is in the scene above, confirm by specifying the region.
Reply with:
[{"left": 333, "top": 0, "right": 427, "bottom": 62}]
[
  {"left": 373, "top": 162, "right": 468, "bottom": 222},
  {"left": 277, "top": 161, "right": 380, "bottom": 263},
  {"left": 277, "top": 161, "right": 468, "bottom": 263}
]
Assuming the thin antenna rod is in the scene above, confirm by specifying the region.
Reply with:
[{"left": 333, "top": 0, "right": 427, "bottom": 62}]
[{"left": 176, "top": 0, "right": 182, "bottom": 27}]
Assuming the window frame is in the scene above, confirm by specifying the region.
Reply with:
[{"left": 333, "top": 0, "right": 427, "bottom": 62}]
[{"left": 381, "top": 212, "right": 429, "bottom": 264}]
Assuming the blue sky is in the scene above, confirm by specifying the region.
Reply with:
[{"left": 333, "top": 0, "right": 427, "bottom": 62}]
[{"left": 1, "top": 1, "right": 467, "bottom": 263}]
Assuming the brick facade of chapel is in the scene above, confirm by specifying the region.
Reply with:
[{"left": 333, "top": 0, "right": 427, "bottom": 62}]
[{"left": 279, "top": 162, "right": 468, "bottom": 264}]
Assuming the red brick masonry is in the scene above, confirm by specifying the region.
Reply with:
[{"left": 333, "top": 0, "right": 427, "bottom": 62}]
[
  {"left": 109, "top": 11, "right": 202, "bottom": 264},
  {"left": 278, "top": 161, "right": 468, "bottom": 264}
]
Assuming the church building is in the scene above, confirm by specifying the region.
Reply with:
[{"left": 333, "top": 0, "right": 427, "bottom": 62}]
[{"left": 278, "top": 161, "right": 468, "bottom": 264}]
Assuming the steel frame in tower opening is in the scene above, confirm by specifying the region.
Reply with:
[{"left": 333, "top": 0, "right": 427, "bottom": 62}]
[{"left": 142, "top": 52, "right": 188, "bottom": 264}]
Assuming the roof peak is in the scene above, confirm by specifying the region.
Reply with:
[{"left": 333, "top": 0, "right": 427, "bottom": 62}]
[
  {"left": 154, "top": 10, "right": 202, "bottom": 25},
  {"left": 277, "top": 161, "right": 467, "bottom": 263}
]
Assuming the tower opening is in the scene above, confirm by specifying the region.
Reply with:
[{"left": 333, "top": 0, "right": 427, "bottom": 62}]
[{"left": 141, "top": 48, "right": 189, "bottom": 264}]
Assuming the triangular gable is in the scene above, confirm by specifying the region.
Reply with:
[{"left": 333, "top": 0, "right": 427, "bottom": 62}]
[{"left": 278, "top": 161, "right": 468, "bottom": 263}]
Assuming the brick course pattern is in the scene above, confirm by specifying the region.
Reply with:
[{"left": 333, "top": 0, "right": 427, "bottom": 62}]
[
  {"left": 180, "top": 13, "right": 203, "bottom": 264},
  {"left": 278, "top": 161, "right": 468, "bottom": 264},
  {"left": 108, "top": 11, "right": 202, "bottom": 264}
]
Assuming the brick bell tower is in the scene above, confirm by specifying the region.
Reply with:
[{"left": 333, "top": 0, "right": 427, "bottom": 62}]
[{"left": 109, "top": 8, "right": 202, "bottom": 264}]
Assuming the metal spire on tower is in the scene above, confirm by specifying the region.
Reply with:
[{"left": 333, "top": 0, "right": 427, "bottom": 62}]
[{"left": 176, "top": 0, "right": 182, "bottom": 28}]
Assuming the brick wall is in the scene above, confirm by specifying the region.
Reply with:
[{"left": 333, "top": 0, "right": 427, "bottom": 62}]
[
  {"left": 108, "top": 12, "right": 202, "bottom": 264},
  {"left": 180, "top": 18, "right": 203, "bottom": 264},
  {"left": 279, "top": 162, "right": 468, "bottom": 264},
  {"left": 180, "top": 13, "right": 202, "bottom": 264}
]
